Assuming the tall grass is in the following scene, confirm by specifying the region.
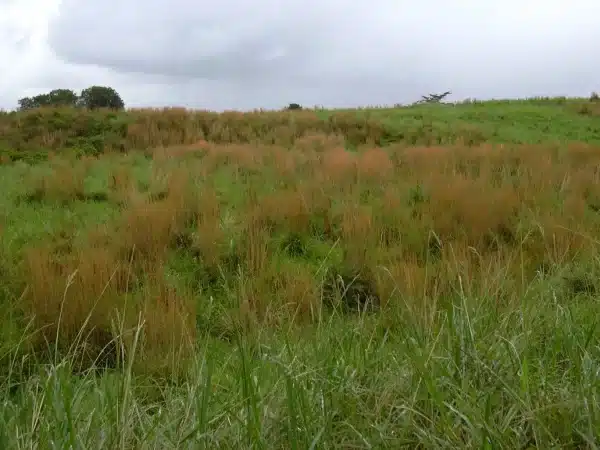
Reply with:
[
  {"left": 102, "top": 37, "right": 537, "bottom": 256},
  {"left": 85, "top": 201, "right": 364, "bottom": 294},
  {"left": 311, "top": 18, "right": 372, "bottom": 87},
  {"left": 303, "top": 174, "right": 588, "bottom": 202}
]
[{"left": 1, "top": 105, "right": 600, "bottom": 447}]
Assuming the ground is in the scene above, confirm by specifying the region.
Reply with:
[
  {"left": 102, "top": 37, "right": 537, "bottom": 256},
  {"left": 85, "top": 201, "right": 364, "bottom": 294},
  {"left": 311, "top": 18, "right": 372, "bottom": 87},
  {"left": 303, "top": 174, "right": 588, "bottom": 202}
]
[{"left": 0, "top": 97, "right": 599, "bottom": 448}]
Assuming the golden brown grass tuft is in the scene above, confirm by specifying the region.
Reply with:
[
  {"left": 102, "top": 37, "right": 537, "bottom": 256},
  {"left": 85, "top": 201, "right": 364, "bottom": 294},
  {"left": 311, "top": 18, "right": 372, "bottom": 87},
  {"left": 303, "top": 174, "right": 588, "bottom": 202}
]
[
  {"left": 119, "top": 198, "right": 178, "bottom": 262},
  {"left": 293, "top": 132, "right": 346, "bottom": 153},
  {"left": 320, "top": 146, "right": 357, "bottom": 185},
  {"left": 27, "top": 159, "right": 88, "bottom": 203},
  {"left": 192, "top": 187, "right": 224, "bottom": 268},
  {"left": 425, "top": 174, "right": 520, "bottom": 246},
  {"left": 117, "top": 167, "right": 197, "bottom": 262},
  {"left": 374, "top": 260, "right": 431, "bottom": 310},
  {"left": 279, "top": 264, "right": 321, "bottom": 323},
  {"left": 357, "top": 147, "right": 394, "bottom": 180},
  {"left": 21, "top": 235, "right": 197, "bottom": 373},
  {"left": 240, "top": 212, "right": 271, "bottom": 277},
  {"left": 129, "top": 273, "right": 197, "bottom": 375},
  {"left": 21, "top": 243, "right": 129, "bottom": 362},
  {"left": 108, "top": 162, "right": 135, "bottom": 203},
  {"left": 255, "top": 189, "right": 312, "bottom": 234},
  {"left": 339, "top": 204, "right": 375, "bottom": 268},
  {"left": 151, "top": 140, "right": 211, "bottom": 162}
]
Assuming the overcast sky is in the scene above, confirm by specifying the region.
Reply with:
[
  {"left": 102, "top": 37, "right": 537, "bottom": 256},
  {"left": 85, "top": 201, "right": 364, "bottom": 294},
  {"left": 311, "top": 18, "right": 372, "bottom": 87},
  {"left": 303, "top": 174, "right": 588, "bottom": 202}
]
[{"left": 1, "top": 0, "right": 599, "bottom": 111}]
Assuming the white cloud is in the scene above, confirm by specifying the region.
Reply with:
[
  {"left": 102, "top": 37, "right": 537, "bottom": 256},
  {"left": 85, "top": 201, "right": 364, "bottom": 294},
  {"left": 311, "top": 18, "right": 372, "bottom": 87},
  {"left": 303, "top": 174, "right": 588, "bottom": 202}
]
[
  {"left": 0, "top": 0, "right": 124, "bottom": 109},
  {"left": 1, "top": 0, "right": 599, "bottom": 111}
]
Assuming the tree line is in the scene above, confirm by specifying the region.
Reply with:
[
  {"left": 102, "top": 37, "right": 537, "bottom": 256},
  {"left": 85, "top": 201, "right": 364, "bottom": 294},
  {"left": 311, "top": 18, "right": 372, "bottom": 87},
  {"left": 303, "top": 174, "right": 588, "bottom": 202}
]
[{"left": 17, "top": 86, "right": 125, "bottom": 111}]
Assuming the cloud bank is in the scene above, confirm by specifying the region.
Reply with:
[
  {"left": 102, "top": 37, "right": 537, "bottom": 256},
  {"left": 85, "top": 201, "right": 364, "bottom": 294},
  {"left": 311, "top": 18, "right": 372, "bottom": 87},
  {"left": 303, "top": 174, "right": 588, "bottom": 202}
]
[{"left": 1, "top": 0, "right": 599, "bottom": 110}]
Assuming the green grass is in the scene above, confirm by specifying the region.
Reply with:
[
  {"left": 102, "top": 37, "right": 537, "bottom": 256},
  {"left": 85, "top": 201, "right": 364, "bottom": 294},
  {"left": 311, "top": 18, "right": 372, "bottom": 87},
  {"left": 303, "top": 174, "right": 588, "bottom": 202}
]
[
  {"left": 381, "top": 103, "right": 600, "bottom": 144},
  {"left": 1, "top": 99, "right": 600, "bottom": 448},
  {"left": 2, "top": 284, "right": 599, "bottom": 448},
  {"left": 328, "top": 96, "right": 600, "bottom": 145}
]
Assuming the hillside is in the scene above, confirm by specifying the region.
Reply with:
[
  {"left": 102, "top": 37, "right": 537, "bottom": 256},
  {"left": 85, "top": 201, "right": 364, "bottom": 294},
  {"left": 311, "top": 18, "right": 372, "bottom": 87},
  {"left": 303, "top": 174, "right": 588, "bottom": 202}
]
[
  {"left": 1, "top": 98, "right": 600, "bottom": 448},
  {"left": 1, "top": 96, "right": 599, "bottom": 162}
]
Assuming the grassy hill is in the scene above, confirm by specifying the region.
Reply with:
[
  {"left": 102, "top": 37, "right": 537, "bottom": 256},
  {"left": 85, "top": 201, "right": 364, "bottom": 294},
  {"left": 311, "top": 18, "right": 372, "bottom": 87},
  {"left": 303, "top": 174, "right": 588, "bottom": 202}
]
[
  {"left": 1, "top": 96, "right": 599, "bottom": 161},
  {"left": 1, "top": 98, "right": 600, "bottom": 448}
]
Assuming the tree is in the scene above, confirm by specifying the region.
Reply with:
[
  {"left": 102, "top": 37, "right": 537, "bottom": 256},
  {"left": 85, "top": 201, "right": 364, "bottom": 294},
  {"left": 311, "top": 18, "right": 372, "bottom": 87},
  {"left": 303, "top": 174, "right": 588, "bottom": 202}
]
[
  {"left": 286, "top": 103, "right": 302, "bottom": 110},
  {"left": 417, "top": 91, "right": 452, "bottom": 104},
  {"left": 78, "top": 86, "right": 125, "bottom": 110},
  {"left": 17, "top": 97, "right": 38, "bottom": 111},
  {"left": 18, "top": 88, "right": 78, "bottom": 110},
  {"left": 46, "top": 89, "right": 79, "bottom": 107}
]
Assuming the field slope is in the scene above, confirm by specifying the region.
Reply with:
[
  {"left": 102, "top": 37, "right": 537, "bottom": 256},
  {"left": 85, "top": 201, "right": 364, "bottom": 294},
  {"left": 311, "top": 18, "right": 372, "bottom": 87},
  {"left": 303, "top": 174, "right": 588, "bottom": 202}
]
[{"left": 1, "top": 98, "right": 600, "bottom": 448}]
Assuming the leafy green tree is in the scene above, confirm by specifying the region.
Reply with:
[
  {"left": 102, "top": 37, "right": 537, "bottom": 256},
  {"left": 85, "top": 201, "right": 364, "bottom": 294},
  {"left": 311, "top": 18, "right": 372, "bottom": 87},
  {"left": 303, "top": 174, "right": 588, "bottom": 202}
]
[
  {"left": 46, "top": 89, "right": 79, "bottom": 107},
  {"left": 18, "top": 89, "right": 78, "bottom": 110},
  {"left": 78, "top": 86, "right": 125, "bottom": 110},
  {"left": 17, "top": 97, "right": 38, "bottom": 110}
]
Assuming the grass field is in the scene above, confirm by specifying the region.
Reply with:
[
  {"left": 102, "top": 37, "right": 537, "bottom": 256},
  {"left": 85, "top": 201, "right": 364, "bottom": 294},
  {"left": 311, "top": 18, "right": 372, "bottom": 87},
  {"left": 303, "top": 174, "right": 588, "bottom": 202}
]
[{"left": 1, "top": 97, "right": 600, "bottom": 448}]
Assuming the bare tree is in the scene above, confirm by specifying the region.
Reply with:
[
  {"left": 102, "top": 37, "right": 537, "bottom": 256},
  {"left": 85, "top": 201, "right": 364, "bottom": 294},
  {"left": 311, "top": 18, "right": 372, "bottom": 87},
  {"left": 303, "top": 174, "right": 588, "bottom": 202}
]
[{"left": 416, "top": 91, "right": 452, "bottom": 105}]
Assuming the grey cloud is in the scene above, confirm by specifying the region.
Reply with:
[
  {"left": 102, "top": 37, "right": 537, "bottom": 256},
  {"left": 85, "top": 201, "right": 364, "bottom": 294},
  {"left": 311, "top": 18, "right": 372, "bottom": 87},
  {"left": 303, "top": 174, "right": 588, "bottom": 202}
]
[
  {"left": 48, "top": 0, "right": 335, "bottom": 82},
  {"left": 8, "top": 0, "right": 600, "bottom": 110}
]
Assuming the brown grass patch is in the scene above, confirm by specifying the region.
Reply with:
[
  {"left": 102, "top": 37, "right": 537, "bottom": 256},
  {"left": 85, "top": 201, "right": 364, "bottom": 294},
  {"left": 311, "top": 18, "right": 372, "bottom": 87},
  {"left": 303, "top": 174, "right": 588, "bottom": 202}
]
[
  {"left": 21, "top": 243, "right": 129, "bottom": 365},
  {"left": 27, "top": 159, "right": 88, "bottom": 203},
  {"left": 21, "top": 238, "right": 197, "bottom": 373},
  {"left": 116, "top": 167, "right": 198, "bottom": 260},
  {"left": 12, "top": 127, "right": 600, "bottom": 375},
  {"left": 129, "top": 274, "right": 197, "bottom": 376},
  {"left": 320, "top": 146, "right": 357, "bottom": 185},
  {"left": 192, "top": 188, "right": 225, "bottom": 267},
  {"left": 357, "top": 147, "right": 394, "bottom": 180},
  {"left": 255, "top": 189, "right": 312, "bottom": 234}
]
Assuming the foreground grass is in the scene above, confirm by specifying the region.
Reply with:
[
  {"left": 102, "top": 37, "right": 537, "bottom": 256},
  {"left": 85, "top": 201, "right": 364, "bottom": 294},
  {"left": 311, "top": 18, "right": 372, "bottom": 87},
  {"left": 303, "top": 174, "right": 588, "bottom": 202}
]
[
  {"left": 3, "top": 299, "right": 600, "bottom": 449},
  {"left": 1, "top": 102, "right": 600, "bottom": 448}
]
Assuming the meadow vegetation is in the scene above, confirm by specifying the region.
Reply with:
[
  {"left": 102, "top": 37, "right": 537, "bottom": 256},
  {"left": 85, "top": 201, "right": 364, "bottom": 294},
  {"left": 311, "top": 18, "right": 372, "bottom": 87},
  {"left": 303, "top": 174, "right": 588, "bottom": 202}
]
[{"left": 0, "top": 97, "right": 600, "bottom": 448}]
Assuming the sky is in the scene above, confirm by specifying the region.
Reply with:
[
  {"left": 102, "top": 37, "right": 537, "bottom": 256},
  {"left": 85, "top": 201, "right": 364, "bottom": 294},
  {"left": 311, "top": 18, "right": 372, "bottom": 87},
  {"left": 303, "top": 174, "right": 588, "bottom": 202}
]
[{"left": 1, "top": 0, "right": 599, "bottom": 111}]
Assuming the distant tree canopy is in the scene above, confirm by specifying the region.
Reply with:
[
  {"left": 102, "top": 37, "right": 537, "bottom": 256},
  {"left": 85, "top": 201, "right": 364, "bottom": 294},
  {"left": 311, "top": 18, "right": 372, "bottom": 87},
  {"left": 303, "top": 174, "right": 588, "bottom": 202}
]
[
  {"left": 79, "top": 86, "right": 125, "bottom": 110},
  {"left": 18, "top": 89, "right": 79, "bottom": 110},
  {"left": 18, "top": 86, "right": 125, "bottom": 111},
  {"left": 286, "top": 103, "right": 302, "bottom": 110}
]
